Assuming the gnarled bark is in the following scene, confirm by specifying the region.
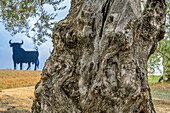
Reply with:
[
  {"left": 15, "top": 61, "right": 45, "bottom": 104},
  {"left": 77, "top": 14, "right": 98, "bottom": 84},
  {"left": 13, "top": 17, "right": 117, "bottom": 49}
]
[{"left": 32, "top": 0, "right": 166, "bottom": 112}]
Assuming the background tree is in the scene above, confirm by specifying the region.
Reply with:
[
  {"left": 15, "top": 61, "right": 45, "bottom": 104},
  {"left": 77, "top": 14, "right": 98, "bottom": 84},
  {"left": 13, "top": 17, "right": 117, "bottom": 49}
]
[
  {"left": 147, "top": 0, "right": 170, "bottom": 82},
  {"left": 0, "top": 0, "right": 66, "bottom": 47},
  {"left": 30, "top": 0, "right": 166, "bottom": 112}
]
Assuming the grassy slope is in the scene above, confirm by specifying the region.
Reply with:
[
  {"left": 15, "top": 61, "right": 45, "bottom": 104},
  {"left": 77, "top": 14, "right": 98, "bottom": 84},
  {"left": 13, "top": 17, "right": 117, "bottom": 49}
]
[
  {"left": 0, "top": 70, "right": 41, "bottom": 90},
  {"left": 148, "top": 75, "right": 170, "bottom": 100},
  {"left": 0, "top": 70, "right": 169, "bottom": 112},
  {"left": 0, "top": 70, "right": 41, "bottom": 112}
]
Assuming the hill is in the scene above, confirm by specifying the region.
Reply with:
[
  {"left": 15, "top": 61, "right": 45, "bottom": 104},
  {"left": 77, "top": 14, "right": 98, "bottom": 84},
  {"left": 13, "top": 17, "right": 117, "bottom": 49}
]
[{"left": 0, "top": 70, "right": 41, "bottom": 90}]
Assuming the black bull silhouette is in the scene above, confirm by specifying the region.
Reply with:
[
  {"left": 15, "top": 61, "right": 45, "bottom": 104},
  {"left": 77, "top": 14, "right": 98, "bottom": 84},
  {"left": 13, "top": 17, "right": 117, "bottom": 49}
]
[{"left": 9, "top": 40, "right": 39, "bottom": 70}]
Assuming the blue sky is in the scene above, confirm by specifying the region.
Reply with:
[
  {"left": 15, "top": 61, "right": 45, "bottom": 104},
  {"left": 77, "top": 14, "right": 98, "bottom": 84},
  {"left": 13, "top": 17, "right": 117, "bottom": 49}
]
[{"left": 0, "top": 0, "right": 71, "bottom": 71}]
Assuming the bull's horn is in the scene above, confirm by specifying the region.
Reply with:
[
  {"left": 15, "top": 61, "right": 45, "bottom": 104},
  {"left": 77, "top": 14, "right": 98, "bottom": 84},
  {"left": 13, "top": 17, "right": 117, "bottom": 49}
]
[
  {"left": 9, "top": 40, "right": 12, "bottom": 44},
  {"left": 21, "top": 40, "right": 24, "bottom": 45}
]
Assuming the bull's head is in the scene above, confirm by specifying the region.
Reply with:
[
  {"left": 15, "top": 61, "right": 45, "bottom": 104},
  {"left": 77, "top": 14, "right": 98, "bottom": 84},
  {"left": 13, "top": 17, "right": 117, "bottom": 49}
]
[{"left": 9, "top": 40, "right": 24, "bottom": 47}]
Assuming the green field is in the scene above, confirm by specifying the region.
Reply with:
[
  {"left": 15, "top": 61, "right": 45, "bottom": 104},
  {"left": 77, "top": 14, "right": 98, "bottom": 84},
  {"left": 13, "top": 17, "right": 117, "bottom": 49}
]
[{"left": 148, "top": 75, "right": 162, "bottom": 83}]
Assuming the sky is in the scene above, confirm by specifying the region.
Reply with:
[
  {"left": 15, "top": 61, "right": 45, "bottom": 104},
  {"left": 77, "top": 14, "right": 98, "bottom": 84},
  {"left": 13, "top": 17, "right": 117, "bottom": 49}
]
[{"left": 0, "top": 0, "right": 71, "bottom": 71}]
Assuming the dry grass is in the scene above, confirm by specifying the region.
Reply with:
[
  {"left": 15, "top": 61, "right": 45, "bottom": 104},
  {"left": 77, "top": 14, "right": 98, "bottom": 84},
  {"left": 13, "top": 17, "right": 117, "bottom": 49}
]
[{"left": 0, "top": 70, "right": 41, "bottom": 90}]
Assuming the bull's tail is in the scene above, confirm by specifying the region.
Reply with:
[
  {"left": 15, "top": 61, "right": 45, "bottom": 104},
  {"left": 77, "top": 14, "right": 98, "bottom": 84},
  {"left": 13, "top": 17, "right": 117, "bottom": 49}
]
[{"left": 36, "top": 59, "right": 39, "bottom": 68}]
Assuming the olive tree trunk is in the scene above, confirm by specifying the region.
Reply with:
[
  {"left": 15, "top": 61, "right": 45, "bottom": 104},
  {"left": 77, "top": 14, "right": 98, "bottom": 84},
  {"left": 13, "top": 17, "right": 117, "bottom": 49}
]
[{"left": 32, "top": 0, "right": 166, "bottom": 112}]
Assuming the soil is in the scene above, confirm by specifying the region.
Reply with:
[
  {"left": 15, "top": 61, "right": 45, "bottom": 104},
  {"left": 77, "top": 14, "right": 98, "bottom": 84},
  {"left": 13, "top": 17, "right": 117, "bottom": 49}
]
[
  {"left": 150, "top": 82, "right": 170, "bottom": 113},
  {"left": 0, "top": 86, "right": 35, "bottom": 112},
  {"left": 0, "top": 70, "right": 169, "bottom": 112}
]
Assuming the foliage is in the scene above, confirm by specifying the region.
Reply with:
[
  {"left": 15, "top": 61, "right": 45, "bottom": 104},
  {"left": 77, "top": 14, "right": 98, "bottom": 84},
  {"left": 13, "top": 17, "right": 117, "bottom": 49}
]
[
  {"left": 158, "top": 37, "right": 170, "bottom": 80},
  {"left": 147, "top": 0, "right": 170, "bottom": 81},
  {"left": 0, "top": 0, "right": 66, "bottom": 47}
]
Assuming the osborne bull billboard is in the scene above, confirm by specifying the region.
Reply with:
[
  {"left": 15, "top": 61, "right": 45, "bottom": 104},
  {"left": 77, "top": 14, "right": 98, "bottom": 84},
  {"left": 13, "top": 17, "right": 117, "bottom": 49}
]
[{"left": 9, "top": 40, "right": 39, "bottom": 70}]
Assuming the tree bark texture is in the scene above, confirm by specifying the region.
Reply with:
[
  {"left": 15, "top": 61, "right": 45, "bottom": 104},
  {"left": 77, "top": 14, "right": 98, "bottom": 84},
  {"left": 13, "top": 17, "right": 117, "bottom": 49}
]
[{"left": 32, "top": 0, "right": 166, "bottom": 112}]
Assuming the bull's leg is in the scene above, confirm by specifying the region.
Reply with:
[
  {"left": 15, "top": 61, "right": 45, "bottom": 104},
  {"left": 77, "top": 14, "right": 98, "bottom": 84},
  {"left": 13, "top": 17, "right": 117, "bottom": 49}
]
[
  {"left": 34, "top": 62, "right": 36, "bottom": 71},
  {"left": 27, "top": 63, "right": 31, "bottom": 70},
  {"left": 14, "top": 62, "right": 16, "bottom": 70},
  {"left": 20, "top": 63, "right": 22, "bottom": 70}
]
